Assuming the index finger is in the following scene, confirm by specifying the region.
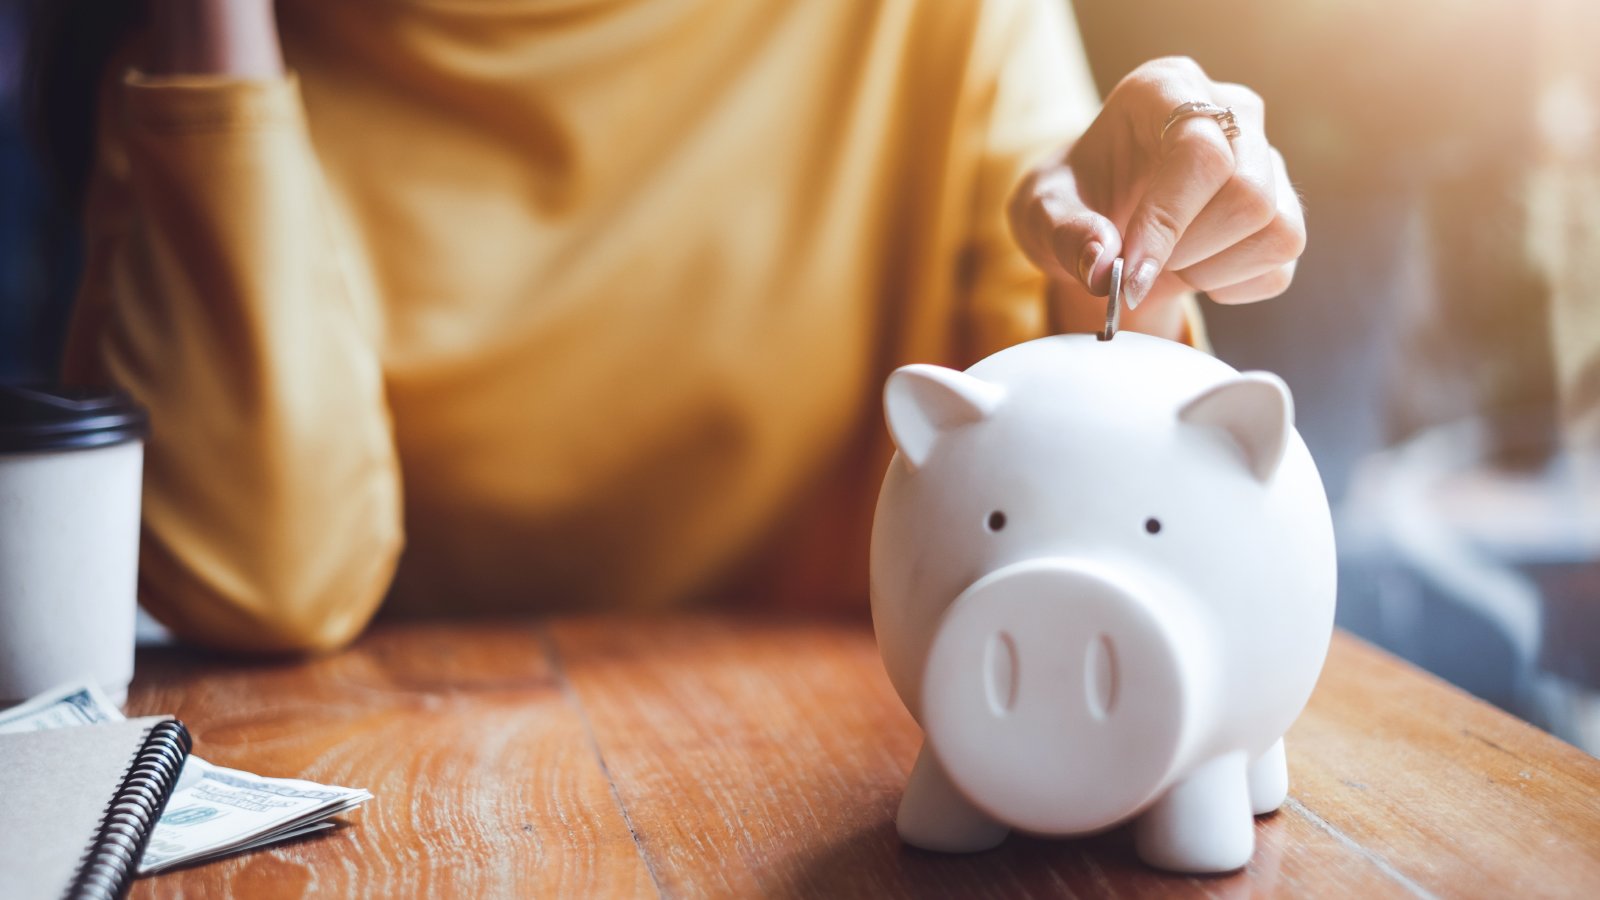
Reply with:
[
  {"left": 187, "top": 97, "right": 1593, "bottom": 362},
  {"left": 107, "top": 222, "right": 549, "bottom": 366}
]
[{"left": 1119, "top": 68, "right": 1238, "bottom": 308}]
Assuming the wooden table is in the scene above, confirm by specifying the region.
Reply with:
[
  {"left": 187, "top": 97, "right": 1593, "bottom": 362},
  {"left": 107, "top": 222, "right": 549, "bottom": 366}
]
[{"left": 125, "top": 618, "right": 1600, "bottom": 899}]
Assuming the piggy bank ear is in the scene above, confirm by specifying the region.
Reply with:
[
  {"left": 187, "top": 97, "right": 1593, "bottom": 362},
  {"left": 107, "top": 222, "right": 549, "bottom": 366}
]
[
  {"left": 884, "top": 364, "right": 1004, "bottom": 470},
  {"left": 1178, "top": 372, "right": 1294, "bottom": 482}
]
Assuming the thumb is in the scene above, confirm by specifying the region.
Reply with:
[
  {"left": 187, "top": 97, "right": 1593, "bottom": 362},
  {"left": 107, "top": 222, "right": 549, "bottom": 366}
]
[{"left": 1008, "top": 165, "right": 1123, "bottom": 295}]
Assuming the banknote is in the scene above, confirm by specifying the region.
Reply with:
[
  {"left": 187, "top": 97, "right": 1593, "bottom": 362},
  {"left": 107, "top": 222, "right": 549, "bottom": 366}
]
[
  {"left": 0, "top": 679, "right": 124, "bottom": 733},
  {"left": 139, "top": 757, "right": 373, "bottom": 873},
  {"left": 0, "top": 677, "right": 373, "bottom": 874}
]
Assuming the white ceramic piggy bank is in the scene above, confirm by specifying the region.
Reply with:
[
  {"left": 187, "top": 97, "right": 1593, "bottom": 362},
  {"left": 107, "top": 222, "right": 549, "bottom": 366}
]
[{"left": 870, "top": 332, "right": 1336, "bottom": 873}]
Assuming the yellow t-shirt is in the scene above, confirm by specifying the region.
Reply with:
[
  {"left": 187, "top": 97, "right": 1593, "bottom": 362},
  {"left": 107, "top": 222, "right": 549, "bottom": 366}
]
[{"left": 65, "top": 0, "right": 1101, "bottom": 652}]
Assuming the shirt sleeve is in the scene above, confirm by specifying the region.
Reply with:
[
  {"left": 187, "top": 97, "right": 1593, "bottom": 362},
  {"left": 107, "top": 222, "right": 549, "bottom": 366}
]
[
  {"left": 62, "top": 71, "right": 402, "bottom": 653},
  {"left": 959, "top": 0, "right": 1101, "bottom": 363}
]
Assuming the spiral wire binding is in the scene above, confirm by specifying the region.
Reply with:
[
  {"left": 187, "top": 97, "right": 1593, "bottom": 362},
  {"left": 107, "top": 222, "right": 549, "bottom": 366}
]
[{"left": 65, "top": 720, "right": 193, "bottom": 900}]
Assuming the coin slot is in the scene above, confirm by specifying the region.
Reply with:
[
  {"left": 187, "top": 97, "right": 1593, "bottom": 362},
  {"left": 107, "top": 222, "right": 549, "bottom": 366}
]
[
  {"left": 984, "top": 631, "right": 1019, "bottom": 716},
  {"left": 1085, "top": 633, "right": 1118, "bottom": 721}
]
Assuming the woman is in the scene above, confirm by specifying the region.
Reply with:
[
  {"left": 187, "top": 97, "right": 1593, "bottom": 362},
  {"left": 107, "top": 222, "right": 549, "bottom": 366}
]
[{"left": 33, "top": 0, "right": 1303, "bottom": 652}]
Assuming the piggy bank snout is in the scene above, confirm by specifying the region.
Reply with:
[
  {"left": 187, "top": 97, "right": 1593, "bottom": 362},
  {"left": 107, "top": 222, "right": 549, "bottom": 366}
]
[{"left": 921, "top": 560, "right": 1204, "bottom": 835}]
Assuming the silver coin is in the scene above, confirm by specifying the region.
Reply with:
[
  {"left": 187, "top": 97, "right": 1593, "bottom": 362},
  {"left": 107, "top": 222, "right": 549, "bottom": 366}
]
[{"left": 1100, "top": 257, "right": 1124, "bottom": 341}]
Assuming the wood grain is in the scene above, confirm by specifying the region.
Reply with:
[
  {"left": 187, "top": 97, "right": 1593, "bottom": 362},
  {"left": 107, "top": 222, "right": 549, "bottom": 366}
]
[
  {"left": 124, "top": 620, "right": 1600, "bottom": 899},
  {"left": 126, "top": 622, "right": 655, "bottom": 900},
  {"left": 550, "top": 617, "right": 1416, "bottom": 900},
  {"left": 1287, "top": 634, "right": 1600, "bottom": 899}
]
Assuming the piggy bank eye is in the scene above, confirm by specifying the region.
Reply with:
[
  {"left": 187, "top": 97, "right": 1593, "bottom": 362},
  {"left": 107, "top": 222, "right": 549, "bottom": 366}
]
[
  {"left": 987, "top": 511, "right": 1007, "bottom": 532},
  {"left": 1145, "top": 517, "right": 1162, "bottom": 535}
]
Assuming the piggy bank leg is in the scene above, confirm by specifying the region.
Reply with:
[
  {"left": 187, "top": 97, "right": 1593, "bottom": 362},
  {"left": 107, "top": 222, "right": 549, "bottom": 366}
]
[
  {"left": 1133, "top": 751, "right": 1254, "bottom": 873},
  {"left": 1248, "top": 738, "right": 1289, "bottom": 815},
  {"left": 896, "top": 741, "right": 1009, "bottom": 853}
]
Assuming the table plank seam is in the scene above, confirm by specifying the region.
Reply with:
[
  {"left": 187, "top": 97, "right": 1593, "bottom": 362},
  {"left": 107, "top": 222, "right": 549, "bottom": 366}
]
[
  {"left": 1461, "top": 729, "right": 1533, "bottom": 765},
  {"left": 539, "top": 623, "right": 669, "bottom": 900},
  {"left": 1283, "top": 797, "right": 1440, "bottom": 900}
]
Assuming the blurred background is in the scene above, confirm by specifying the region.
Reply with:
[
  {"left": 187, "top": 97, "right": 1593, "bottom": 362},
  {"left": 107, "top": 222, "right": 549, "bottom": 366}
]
[
  {"left": 4, "top": 0, "right": 1600, "bottom": 749},
  {"left": 1076, "top": 0, "right": 1600, "bottom": 752},
  {"left": 0, "top": 0, "right": 76, "bottom": 386}
]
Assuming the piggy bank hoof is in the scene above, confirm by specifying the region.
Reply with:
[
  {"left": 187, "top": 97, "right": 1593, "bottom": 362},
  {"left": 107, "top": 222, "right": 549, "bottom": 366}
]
[
  {"left": 897, "top": 742, "right": 1010, "bottom": 853},
  {"left": 897, "top": 810, "right": 1009, "bottom": 855},
  {"left": 1248, "top": 738, "right": 1289, "bottom": 815},
  {"left": 1134, "top": 752, "right": 1255, "bottom": 873}
]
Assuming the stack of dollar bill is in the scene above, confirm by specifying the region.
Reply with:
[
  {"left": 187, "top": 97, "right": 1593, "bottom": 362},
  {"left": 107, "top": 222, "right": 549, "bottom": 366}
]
[{"left": 0, "top": 679, "right": 373, "bottom": 875}]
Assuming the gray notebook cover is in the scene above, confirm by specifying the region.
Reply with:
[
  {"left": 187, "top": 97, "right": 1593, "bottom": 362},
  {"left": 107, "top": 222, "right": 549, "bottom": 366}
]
[{"left": 0, "top": 716, "right": 172, "bottom": 900}]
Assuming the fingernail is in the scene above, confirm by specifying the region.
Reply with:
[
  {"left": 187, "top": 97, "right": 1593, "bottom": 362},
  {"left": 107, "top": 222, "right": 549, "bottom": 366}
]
[
  {"left": 1124, "top": 259, "right": 1159, "bottom": 310},
  {"left": 1077, "top": 241, "right": 1104, "bottom": 286}
]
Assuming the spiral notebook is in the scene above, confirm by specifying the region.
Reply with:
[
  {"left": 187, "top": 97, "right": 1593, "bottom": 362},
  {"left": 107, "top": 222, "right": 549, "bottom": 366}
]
[{"left": 0, "top": 716, "right": 192, "bottom": 900}]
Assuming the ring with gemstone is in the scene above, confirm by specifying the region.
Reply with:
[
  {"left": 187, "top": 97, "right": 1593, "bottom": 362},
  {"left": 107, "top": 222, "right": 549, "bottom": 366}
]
[{"left": 1161, "top": 101, "right": 1241, "bottom": 143}]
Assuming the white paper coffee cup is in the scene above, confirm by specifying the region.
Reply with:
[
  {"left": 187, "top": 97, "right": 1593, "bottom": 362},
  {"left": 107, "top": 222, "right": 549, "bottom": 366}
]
[{"left": 0, "top": 386, "right": 148, "bottom": 708}]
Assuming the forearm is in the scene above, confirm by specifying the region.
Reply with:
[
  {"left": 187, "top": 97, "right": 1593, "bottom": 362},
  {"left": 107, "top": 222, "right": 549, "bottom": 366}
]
[
  {"left": 68, "top": 73, "right": 401, "bottom": 653},
  {"left": 146, "top": 0, "right": 283, "bottom": 78}
]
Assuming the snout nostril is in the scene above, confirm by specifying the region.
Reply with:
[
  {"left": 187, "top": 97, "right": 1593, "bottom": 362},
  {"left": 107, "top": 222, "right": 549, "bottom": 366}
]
[
  {"left": 984, "top": 631, "right": 1019, "bottom": 716},
  {"left": 1085, "top": 633, "right": 1118, "bottom": 721}
]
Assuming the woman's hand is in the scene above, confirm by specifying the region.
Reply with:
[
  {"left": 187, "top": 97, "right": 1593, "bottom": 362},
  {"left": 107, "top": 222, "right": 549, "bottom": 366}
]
[
  {"left": 146, "top": 0, "right": 284, "bottom": 78},
  {"left": 1009, "top": 57, "right": 1305, "bottom": 339}
]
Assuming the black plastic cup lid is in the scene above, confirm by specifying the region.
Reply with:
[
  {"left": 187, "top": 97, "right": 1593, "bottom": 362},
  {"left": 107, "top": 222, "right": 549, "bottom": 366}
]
[{"left": 0, "top": 385, "right": 149, "bottom": 453}]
